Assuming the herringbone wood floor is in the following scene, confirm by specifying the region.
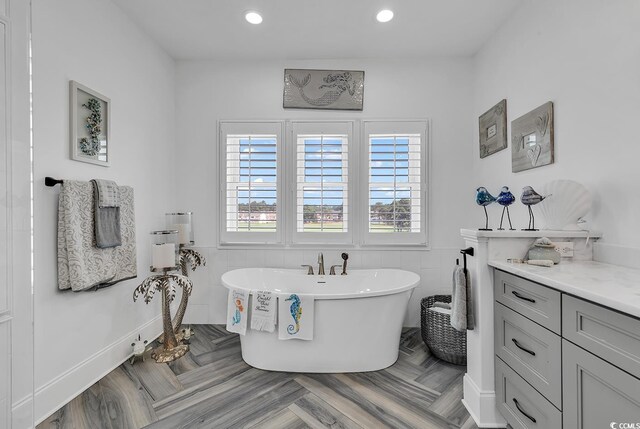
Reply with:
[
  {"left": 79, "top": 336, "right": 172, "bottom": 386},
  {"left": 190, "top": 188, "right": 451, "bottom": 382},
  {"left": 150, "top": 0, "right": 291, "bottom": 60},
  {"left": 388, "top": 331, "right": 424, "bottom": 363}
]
[{"left": 38, "top": 325, "right": 478, "bottom": 429}]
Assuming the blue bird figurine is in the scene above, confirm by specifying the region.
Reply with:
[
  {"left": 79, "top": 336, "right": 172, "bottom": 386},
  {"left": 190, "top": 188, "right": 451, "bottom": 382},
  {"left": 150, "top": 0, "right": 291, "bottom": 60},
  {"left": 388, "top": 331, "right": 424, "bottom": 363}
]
[
  {"left": 476, "top": 187, "right": 496, "bottom": 230},
  {"left": 520, "top": 186, "right": 550, "bottom": 231},
  {"left": 496, "top": 186, "right": 516, "bottom": 230}
]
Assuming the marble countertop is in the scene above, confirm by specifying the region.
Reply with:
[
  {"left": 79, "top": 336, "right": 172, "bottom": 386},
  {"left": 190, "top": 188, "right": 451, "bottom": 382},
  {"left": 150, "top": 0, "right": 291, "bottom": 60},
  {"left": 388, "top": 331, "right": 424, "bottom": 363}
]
[
  {"left": 462, "top": 228, "right": 602, "bottom": 239},
  {"left": 489, "top": 260, "right": 640, "bottom": 318}
]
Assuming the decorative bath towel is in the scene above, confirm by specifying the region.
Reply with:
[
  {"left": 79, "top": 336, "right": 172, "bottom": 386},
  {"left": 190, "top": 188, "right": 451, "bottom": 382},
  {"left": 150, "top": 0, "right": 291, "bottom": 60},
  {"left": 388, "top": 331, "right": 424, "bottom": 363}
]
[
  {"left": 226, "top": 289, "right": 248, "bottom": 335},
  {"left": 57, "top": 180, "right": 137, "bottom": 291},
  {"left": 278, "top": 293, "right": 315, "bottom": 341},
  {"left": 250, "top": 290, "right": 276, "bottom": 332},
  {"left": 91, "top": 179, "right": 121, "bottom": 248}
]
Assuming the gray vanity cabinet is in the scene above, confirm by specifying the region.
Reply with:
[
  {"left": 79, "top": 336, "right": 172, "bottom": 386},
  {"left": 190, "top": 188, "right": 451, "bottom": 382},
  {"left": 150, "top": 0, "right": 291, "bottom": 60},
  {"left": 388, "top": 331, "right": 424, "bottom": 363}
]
[
  {"left": 494, "top": 270, "right": 561, "bottom": 333},
  {"left": 494, "top": 269, "right": 640, "bottom": 429},
  {"left": 563, "top": 340, "right": 640, "bottom": 429}
]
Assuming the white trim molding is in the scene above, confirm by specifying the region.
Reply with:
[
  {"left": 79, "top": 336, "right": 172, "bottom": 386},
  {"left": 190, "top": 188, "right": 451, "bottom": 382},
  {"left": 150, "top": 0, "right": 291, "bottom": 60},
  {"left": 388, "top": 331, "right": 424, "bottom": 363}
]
[{"left": 34, "top": 315, "right": 162, "bottom": 425}]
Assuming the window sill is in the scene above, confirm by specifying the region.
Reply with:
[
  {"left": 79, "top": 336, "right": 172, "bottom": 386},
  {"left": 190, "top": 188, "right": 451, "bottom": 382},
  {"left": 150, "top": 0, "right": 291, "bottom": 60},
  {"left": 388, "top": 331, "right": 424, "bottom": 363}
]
[{"left": 216, "top": 243, "right": 431, "bottom": 251}]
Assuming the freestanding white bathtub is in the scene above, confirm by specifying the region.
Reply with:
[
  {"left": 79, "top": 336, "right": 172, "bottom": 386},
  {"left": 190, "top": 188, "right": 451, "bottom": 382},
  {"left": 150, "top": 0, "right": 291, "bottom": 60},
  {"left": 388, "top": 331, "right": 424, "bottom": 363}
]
[{"left": 221, "top": 268, "right": 419, "bottom": 372}]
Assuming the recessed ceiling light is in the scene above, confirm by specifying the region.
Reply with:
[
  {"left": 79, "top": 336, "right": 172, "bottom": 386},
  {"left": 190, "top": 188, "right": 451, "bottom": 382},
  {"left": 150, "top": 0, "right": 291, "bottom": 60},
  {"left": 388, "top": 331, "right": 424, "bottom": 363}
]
[
  {"left": 376, "top": 9, "right": 394, "bottom": 23},
  {"left": 245, "top": 11, "right": 263, "bottom": 25}
]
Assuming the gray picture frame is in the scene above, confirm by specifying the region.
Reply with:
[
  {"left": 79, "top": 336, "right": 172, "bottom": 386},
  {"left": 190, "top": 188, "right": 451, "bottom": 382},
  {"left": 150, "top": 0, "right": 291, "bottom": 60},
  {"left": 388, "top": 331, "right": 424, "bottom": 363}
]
[
  {"left": 70, "top": 80, "right": 111, "bottom": 167},
  {"left": 478, "top": 99, "right": 507, "bottom": 158},
  {"left": 283, "top": 69, "right": 364, "bottom": 111},
  {"left": 511, "top": 101, "right": 554, "bottom": 173}
]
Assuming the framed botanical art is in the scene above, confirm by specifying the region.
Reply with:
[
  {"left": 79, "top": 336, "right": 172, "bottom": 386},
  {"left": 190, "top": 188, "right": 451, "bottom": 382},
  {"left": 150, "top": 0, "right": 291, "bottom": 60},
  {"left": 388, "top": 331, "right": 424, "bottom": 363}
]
[
  {"left": 70, "top": 80, "right": 110, "bottom": 166},
  {"left": 511, "top": 101, "right": 554, "bottom": 172},
  {"left": 478, "top": 99, "right": 507, "bottom": 158},
  {"left": 283, "top": 69, "right": 364, "bottom": 111}
]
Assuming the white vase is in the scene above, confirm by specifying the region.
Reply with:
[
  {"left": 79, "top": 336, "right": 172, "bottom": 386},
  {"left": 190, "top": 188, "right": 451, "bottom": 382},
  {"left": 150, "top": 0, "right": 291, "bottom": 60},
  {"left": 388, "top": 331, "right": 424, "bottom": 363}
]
[{"left": 538, "top": 180, "right": 592, "bottom": 230}]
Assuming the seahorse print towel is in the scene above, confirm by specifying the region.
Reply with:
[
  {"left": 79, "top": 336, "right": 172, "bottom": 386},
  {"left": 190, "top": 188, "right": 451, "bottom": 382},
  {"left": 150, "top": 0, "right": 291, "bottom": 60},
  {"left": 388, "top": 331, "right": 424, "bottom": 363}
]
[
  {"left": 278, "top": 293, "right": 315, "bottom": 341},
  {"left": 251, "top": 290, "right": 276, "bottom": 332},
  {"left": 226, "top": 289, "right": 248, "bottom": 335}
]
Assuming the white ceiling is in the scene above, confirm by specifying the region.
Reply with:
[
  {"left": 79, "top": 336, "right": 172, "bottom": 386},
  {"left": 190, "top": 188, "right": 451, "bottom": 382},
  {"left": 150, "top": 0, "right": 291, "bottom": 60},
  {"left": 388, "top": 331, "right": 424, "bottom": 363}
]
[{"left": 112, "top": 0, "right": 523, "bottom": 60}]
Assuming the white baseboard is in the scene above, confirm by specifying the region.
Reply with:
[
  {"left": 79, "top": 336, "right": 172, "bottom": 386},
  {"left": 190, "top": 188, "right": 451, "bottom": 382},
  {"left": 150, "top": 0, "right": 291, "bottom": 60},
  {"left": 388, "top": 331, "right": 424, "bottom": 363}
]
[
  {"left": 462, "top": 374, "right": 507, "bottom": 428},
  {"left": 34, "top": 315, "right": 162, "bottom": 426},
  {"left": 12, "top": 394, "right": 33, "bottom": 429}
]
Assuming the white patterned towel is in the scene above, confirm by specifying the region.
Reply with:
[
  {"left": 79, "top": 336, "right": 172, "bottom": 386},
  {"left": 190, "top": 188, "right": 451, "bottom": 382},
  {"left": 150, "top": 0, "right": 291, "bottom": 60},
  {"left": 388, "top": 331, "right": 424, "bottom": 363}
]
[
  {"left": 57, "top": 180, "right": 137, "bottom": 291},
  {"left": 226, "top": 289, "right": 248, "bottom": 335},
  {"left": 250, "top": 290, "right": 276, "bottom": 332},
  {"left": 278, "top": 293, "right": 315, "bottom": 341}
]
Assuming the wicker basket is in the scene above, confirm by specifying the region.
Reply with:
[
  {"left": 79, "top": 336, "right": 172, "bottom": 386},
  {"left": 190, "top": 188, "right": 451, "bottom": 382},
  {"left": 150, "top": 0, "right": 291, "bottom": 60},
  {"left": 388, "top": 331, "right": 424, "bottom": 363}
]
[{"left": 420, "top": 295, "right": 467, "bottom": 365}]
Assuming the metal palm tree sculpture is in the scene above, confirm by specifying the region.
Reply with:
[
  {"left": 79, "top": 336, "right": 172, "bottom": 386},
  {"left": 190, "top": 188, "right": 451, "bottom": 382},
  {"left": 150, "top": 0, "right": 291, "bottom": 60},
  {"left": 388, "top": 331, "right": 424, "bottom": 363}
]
[
  {"left": 156, "top": 248, "right": 206, "bottom": 344},
  {"left": 173, "top": 248, "right": 206, "bottom": 340},
  {"left": 133, "top": 273, "right": 193, "bottom": 363}
]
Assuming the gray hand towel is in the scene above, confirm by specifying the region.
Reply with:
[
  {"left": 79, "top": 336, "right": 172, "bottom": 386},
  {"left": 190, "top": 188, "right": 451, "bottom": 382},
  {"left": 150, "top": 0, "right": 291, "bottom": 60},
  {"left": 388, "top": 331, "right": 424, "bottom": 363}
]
[
  {"left": 451, "top": 266, "right": 466, "bottom": 331},
  {"left": 92, "top": 179, "right": 122, "bottom": 248},
  {"left": 465, "top": 269, "right": 475, "bottom": 330},
  {"left": 451, "top": 266, "right": 475, "bottom": 331},
  {"left": 94, "top": 179, "right": 119, "bottom": 207}
]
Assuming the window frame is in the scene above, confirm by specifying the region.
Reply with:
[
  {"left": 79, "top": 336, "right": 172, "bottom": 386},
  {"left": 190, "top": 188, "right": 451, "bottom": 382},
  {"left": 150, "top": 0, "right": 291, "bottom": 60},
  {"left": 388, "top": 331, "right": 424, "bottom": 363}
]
[
  {"left": 360, "top": 120, "right": 429, "bottom": 246},
  {"left": 218, "top": 120, "right": 285, "bottom": 245},
  {"left": 217, "top": 119, "right": 429, "bottom": 248},
  {"left": 286, "top": 120, "right": 356, "bottom": 245}
]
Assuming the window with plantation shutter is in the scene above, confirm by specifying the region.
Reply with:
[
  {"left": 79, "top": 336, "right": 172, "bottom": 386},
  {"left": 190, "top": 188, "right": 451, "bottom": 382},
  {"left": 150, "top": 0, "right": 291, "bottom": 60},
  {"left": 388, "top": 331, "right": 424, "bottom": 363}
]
[
  {"left": 218, "top": 119, "right": 427, "bottom": 247},
  {"left": 362, "top": 120, "right": 428, "bottom": 245},
  {"left": 219, "top": 121, "right": 284, "bottom": 244},
  {"left": 290, "top": 121, "right": 353, "bottom": 243}
]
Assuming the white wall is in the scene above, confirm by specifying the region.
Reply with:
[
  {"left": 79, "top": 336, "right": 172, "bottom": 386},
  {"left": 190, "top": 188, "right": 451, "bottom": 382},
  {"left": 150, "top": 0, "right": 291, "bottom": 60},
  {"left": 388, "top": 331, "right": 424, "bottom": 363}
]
[
  {"left": 31, "top": 0, "right": 176, "bottom": 422},
  {"left": 4, "top": 0, "right": 33, "bottom": 427},
  {"left": 175, "top": 58, "right": 476, "bottom": 327},
  {"left": 472, "top": 0, "right": 640, "bottom": 252}
]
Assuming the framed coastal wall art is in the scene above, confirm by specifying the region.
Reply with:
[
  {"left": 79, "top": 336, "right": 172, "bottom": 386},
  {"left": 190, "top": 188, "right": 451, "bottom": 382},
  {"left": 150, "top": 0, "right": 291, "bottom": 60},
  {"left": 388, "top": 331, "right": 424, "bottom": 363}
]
[
  {"left": 478, "top": 99, "right": 507, "bottom": 158},
  {"left": 70, "top": 80, "right": 110, "bottom": 166},
  {"left": 283, "top": 69, "right": 364, "bottom": 111},
  {"left": 511, "top": 101, "right": 554, "bottom": 173}
]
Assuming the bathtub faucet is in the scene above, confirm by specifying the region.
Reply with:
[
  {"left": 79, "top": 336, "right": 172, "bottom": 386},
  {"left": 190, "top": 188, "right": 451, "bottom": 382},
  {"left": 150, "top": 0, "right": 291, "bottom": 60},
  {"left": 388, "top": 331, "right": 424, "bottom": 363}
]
[{"left": 317, "top": 252, "right": 325, "bottom": 275}]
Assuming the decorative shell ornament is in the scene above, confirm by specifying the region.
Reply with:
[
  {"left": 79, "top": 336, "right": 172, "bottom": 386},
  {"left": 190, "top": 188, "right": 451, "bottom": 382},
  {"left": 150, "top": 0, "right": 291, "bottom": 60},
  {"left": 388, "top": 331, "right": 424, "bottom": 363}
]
[
  {"left": 537, "top": 180, "right": 592, "bottom": 230},
  {"left": 130, "top": 335, "right": 151, "bottom": 364},
  {"left": 527, "top": 237, "right": 561, "bottom": 264}
]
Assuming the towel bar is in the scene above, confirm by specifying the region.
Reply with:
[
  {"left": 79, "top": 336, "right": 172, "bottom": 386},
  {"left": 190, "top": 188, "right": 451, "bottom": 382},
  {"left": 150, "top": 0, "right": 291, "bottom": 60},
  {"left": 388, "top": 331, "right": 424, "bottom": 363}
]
[
  {"left": 45, "top": 177, "right": 64, "bottom": 187},
  {"left": 459, "top": 247, "right": 474, "bottom": 275}
]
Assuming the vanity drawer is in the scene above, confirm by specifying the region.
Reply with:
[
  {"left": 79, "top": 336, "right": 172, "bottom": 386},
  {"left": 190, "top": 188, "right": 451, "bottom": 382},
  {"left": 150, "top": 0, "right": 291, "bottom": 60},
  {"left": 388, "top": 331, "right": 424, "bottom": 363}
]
[
  {"left": 495, "top": 357, "right": 562, "bottom": 429},
  {"left": 563, "top": 339, "right": 640, "bottom": 429},
  {"left": 563, "top": 294, "right": 640, "bottom": 379},
  {"left": 495, "top": 302, "right": 561, "bottom": 408},
  {"left": 494, "top": 270, "right": 561, "bottom": 334}
]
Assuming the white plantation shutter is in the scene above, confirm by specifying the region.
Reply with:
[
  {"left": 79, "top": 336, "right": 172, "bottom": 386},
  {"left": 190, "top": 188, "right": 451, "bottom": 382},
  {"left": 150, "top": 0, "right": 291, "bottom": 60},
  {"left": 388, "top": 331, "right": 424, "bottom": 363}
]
[
  {"left": 219, "top": 121, "right": 284, "bottom": 244},
  {"left": 218, "top": 120, "right": 427, "bottom": 247},
  {"left": 362, "top": 120, "right": 428, "bottom": 245},
  {"left": 290, "top": 121, "right": 353, "bottom": 244}
]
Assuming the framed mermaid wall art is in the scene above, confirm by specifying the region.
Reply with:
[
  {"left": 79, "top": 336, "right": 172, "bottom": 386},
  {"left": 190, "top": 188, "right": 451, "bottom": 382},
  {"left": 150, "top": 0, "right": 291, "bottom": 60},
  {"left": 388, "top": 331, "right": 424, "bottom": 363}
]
[{"left": 283, "top": 69, "right": 364, "bottom": 110}]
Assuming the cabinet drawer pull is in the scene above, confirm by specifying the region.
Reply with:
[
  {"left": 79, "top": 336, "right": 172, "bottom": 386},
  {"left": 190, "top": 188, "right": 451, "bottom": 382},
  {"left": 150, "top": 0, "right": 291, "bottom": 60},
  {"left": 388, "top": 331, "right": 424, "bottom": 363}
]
[
  {"left": 512, "top": 338, "right": 536, "bottom": 356},
  {"left": 513, "top": 397, "right": 537, "bottom": 423},
  {"left": 512, "top": 290, "right": 536, "bottom": 303}
]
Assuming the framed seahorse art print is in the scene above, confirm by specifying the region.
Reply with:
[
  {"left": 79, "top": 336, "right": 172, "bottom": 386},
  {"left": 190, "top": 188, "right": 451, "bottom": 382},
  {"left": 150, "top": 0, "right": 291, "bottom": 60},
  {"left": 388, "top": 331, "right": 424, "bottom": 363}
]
[
  {"left": 69, "top": 80, "right": 111, "bottom": 166},
  {"left": 283, "top": 69, "right": 364, "bottom": 110}
]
